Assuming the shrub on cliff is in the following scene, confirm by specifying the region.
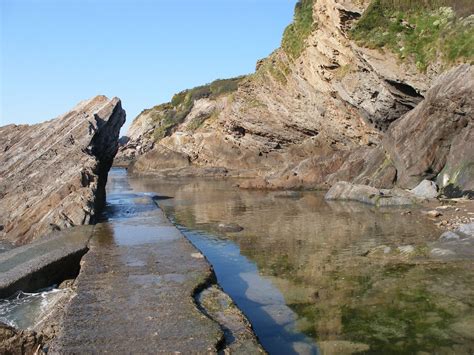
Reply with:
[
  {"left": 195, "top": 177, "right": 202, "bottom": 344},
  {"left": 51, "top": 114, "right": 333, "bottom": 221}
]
[
  {"left": 351, "top": 0, "right": 474, "bottom": 71},
  {"left": 282, "top": 0, "right": 316, "bottom": 59}
]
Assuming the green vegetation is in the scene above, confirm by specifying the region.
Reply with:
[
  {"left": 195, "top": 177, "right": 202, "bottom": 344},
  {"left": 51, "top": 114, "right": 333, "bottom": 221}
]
[
  {"left": 282, "top": 0, "right": 316, "bottom": 59},
  {"left": 351, "top": 0, "right": 474, "bottom": 71},
  {"left": 149, "top": 76, "right": 244, "bottom": 141},
  {"left": 379, "top": 0, "right": 474, "bottom": 16},
  {"left": 187, "top": 110, "right": 219, "bottom": 132}
]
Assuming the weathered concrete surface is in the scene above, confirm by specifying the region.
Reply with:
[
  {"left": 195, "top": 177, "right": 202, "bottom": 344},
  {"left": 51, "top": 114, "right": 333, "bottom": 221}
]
[
  {"left": 50, "top": 171, "right": 230, "bottom": 353},
  {"left": 0, "top": 226, "right": 93, "bottom": 298},
  {"left": 0, "top": 95, "right": 126, "bottom": 245}
]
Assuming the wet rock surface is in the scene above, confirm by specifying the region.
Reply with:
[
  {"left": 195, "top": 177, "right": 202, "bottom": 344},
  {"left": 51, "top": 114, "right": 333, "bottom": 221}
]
[
  {"left": 325, "top": 181, "right": 418, "bottom": 206},
  {"left": 0, "top": 95, "right": 126, "bottom": 245},
  {"left": 217, "top": 223, "right": 244, "bottom": 233},
  {"left": 197, "top": 285, "right": 264, "bottom": 354}
]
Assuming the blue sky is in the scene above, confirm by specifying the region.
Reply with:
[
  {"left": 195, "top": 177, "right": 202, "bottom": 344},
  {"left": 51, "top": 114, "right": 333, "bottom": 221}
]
[{"left": 1, "top": 0, "right": 296, "bottom": 133}]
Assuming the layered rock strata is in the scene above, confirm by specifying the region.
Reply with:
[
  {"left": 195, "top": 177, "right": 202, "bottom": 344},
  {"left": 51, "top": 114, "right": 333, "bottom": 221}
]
[
  {"left": 118, "top": 0, "right": 472, "bottom": 198},
  {"left": 0, "top": 96, "right": 126, "bottom": 244}
]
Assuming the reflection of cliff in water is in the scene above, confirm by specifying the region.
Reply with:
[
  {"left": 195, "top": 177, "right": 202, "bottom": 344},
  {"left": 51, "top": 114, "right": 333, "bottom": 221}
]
[{"left": 129, "top": 177, "right": 474, "bottom": 354}]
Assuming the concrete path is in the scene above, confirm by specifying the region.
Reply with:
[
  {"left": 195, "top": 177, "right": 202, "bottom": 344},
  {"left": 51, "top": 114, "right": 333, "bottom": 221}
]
[{"left": 50, "top": 171, "right": 224, "bottom": 353}]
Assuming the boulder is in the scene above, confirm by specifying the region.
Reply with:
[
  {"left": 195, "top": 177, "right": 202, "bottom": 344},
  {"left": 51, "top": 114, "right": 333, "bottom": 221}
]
[
  {"left": 439, "top": 231, "right": 461, "bottom": 242},
  {"left": 382, "top": 64, "right": 473, "bottom": 190},
  {"left": 129, "top": 144, "right": 190, "bottom": 174},
  {"left": 410, "top": 180, "right": 438, "bottom": 199},
  {"left": 458, "top": 223, "right": 474, "bottom": 237},
  {"left": 217, "top": 223, "right": 244, "bottom": 233},
  {"left": 325, "top": 181, "right": 416, "bottom": 206},
  {"left": 0, "top": 96, "right": 125, "bottom": 244}
]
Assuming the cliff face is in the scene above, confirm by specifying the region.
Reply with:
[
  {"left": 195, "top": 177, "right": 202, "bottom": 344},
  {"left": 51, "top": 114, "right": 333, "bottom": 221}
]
[
  {"left": 119, "top": 0, "right": 473, "bottom": 196},
  {"left": 0, "top": 96, "right": 126, "bottom": 244}
]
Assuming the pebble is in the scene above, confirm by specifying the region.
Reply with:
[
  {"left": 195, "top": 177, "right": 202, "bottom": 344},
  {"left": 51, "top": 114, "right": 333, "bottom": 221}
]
[{"left": 425, "top": 210, "right": 442, "bottom": 218}]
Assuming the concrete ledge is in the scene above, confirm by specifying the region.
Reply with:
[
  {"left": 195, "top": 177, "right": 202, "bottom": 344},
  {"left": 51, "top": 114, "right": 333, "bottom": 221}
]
[{"left": 0, "top": 226, "right": 94, "bottom": 298}]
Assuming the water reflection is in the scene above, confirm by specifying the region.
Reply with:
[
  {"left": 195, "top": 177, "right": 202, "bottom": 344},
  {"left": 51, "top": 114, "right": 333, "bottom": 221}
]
[{"left": 129, "top": 175, "right": 474, "bottom": 354}]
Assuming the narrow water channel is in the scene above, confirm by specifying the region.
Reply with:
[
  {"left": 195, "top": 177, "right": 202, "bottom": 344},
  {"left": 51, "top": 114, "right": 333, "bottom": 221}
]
[{"left": 127, "top": 169, "right": 474, "bottom": 354}]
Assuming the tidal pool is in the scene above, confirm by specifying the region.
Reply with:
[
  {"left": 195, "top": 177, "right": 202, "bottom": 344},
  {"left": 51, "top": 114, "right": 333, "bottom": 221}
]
[{"left": 128, "top": 173, "right": 474, "bottom": 354}]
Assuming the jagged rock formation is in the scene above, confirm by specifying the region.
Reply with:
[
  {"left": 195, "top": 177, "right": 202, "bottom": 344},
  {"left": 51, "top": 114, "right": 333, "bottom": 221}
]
[
  {"left": 383, "top": 64, "right": 473, "bottom": 193},
  {"left": 118, "top": 0, "right": 473, "bottom": 197},
  {"left": 0, "top": 96, "right": 126, "bottom": 245}
]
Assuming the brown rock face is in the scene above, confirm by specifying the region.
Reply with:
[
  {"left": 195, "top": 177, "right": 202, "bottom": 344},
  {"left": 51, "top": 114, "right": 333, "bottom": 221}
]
[
  {"left": 118, "top": 0, "right": 472, "bottom": 197},
  {"left": 0, "top": 322, "right": 42, "bottom": 355},
  {"left": 119, "top": 0, "right": 427, "bottom": 177},
  {"left": 0, "top": 96, "right": 126, "bottom": 245},
  {"left": 382, "top": 65, "right": 473, "bottom": 191}
]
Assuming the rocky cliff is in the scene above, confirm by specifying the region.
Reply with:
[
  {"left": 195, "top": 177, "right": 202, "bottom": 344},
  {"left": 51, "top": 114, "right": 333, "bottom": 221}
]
[
  {"left": 118, "top": 0, "right": 473, "bottom": 196},
  {"left": 0, "top": 96, "right": 126, "bottom": 244}
]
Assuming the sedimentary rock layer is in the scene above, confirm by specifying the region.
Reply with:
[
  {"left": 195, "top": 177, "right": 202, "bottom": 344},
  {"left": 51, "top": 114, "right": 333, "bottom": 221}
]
[
  {"left": 0, "top": 96, "right": 126, "bottom": 244},
  {"left": 119, "top": 0, "right": 472, "bottom": 197}
]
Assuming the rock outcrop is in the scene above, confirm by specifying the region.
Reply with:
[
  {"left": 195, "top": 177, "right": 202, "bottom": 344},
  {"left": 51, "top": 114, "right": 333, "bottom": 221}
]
[
  {"left": 382, "top": 64, "right": 473, "bottom": 193},
  {"left": 0, "top": 96, "right": 126, "bottom": 245},
  {"left": 117, "top": 0, "right": 472, "bottom": 198}
]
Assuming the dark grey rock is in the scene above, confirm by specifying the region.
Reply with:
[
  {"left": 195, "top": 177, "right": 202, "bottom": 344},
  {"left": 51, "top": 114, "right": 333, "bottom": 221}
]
[
  {"left": 439, "top": 231, "right": 462, "bottom": 241},
  {"left": 458, "top": 223, "right": 474, "bottom": 237},
  {"left": 217, "top": 223, "right": 244, "bottom": 233}
]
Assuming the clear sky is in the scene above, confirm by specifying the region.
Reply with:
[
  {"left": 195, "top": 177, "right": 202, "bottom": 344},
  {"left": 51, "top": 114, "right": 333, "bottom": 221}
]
[{"left": 1, "top": 0, "right": 296, "bottom": 133}]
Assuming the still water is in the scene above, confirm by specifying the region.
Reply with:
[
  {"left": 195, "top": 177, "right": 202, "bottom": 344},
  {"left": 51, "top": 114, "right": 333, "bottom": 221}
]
[{"left": 128, "top": 171, "right": 474, "bottom": 354}]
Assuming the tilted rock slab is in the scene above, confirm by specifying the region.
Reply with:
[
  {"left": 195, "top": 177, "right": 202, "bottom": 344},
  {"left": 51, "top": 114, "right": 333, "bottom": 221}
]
[
  {"left": 383, "top": 64, "right": 473, "bottom": 193},
  {"left": 0, "top": 95, "right": 125, "bottom": 245}
]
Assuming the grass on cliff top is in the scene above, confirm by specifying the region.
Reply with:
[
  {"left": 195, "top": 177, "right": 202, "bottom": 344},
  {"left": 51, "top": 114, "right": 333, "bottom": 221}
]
[
  {"left": 149, "top": 76, "right": 244, "bottom": 141},
  {"left": 351, "top": 0, "right": 474, "bottom": 71},
  {"left": 282, "top": 0, "right": 316, "bottom": 59}
]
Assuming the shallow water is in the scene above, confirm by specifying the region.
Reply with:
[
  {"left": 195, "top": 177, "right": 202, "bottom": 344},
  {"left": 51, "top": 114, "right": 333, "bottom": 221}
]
[
  {"left": 2, "top": 168, "right": 473, "bottom": 353},
  {"left": 0, "top": 288, "right": 68, "bottom": 330},
  {"left": 128, "top": 173, "right": 474, "bottom": 354}
]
